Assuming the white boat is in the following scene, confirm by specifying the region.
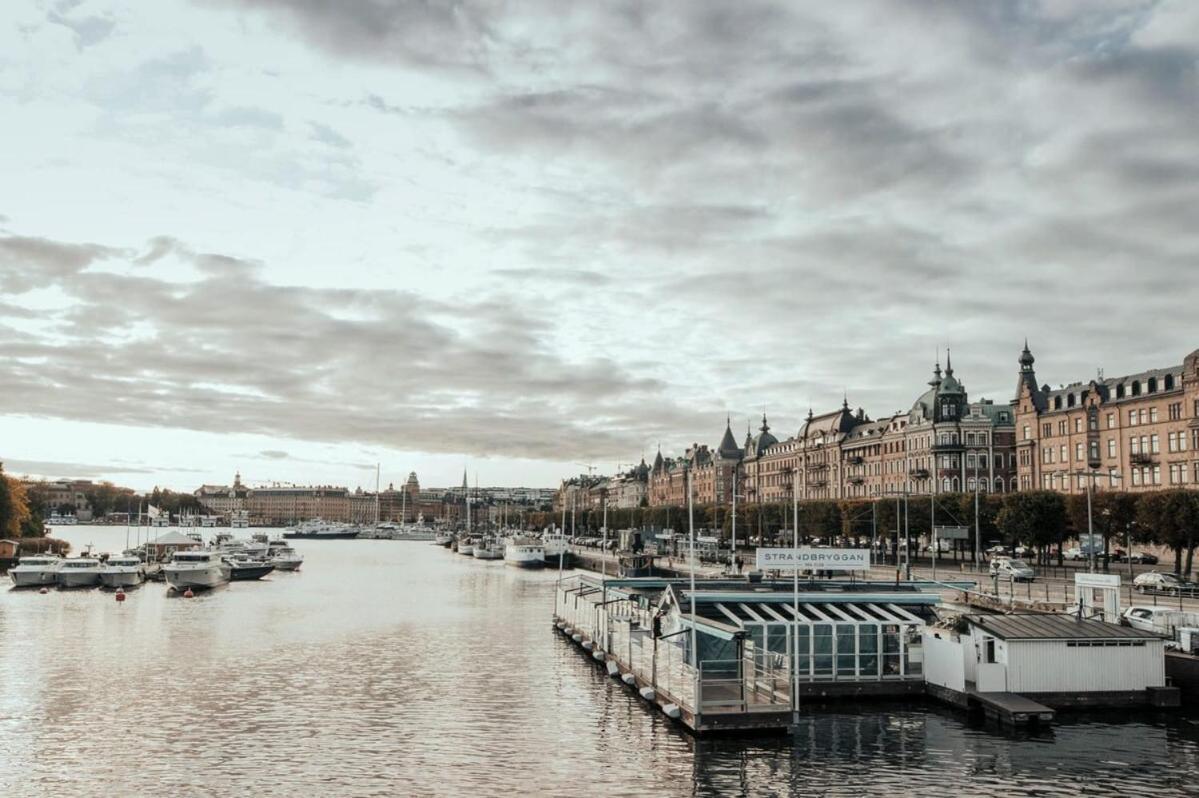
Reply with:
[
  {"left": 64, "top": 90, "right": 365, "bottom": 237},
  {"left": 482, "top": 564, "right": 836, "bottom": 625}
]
[
  {"left": 434, "top": 532, "right": 453, "bottom": 547},
  {"left": 265, "top": 540, "right": 304, "bottom": 571},
  {"left": 456, "top": 536, "right": 476, "bottom": 556},
  {"left": 230, "top": 510, "right": 250, "bottom": 529},
  {"left": 9, "top": 554, "right": 62, "bottom": 587},
  {"left": 56, "top": 557, "right": 103, "bottom": 587},
  {"left": 283, "top": 519, "right": 358, "bottom": 540},
  {"left": 212, "top": 532, "right": 268, "bottom": 558},
  {"left": 473, "top": 537, "right": 504, "bottom": 560},
  {"left": 163, "top": 550, "right": 231, "bottom": 591},
  {"left": 45, "top": 515, "right": 78, "bottom": 526},
  {"left": 505, "top": 537, "right": 545, "bottom": 568},
  {"left": 99, "top": 556, "right": 146, "bottom": 588},
  {"left": 542, "top": 533, "right": 571, "bottom": 566}
]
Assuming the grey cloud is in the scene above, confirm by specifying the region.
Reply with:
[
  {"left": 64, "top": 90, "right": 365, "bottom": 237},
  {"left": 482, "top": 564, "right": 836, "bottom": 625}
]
[
  {"left": 309, "top": 122, "right": 351, "bottom": 149},
  {"left": 0, "top": 458, "right": 202, "bottom": 479},
  {"left": 47, "top": 6, "right": 117, "bottom": 49},
  {"left": 0, "top": 236, "right": 122, "bottom": 293},
  {"left": 213, "top": 105, "right": 285, "bottom": 130}
]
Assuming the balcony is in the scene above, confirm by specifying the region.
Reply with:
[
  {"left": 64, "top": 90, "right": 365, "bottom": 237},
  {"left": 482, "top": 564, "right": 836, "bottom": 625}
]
[
  {"left": 909, "top": 468, "right": 929, "bottom": 478},
  {"left": 848, "top": 476, "right": 865, "bottom": 485},
  {"left": 808, "top": 479, "right": 828, "bottom": 488},
  {"left": 931, "top": 442, "right": 962, "bottom": 451},
  {"left": 809, "top": 462, "right": 829, "bottom": 471},
  {"left": 847, "top": 456, "right": 864, "bottom": 465},
  {"left": 1131, "top": 452, "right": 1155, "bottom": 465}
]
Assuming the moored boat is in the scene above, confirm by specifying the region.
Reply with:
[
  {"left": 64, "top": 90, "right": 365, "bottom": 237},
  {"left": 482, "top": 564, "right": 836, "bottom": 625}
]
[
  {"left": 164, "top": 550, "right": 231, "bottom": 591},
  {"left": 472, "top": 536, "right": 504, "bottom": 560},
  {"left": 542, "top": 533, "right": 571, "bottom": 567},
  {"left": 504, "top": 537, "right": 545, "bottom": 568},
  {"left": 8, "top": 554, "right": 62, "bottom": 587},
  {"left": 56, "top": 557, "right": 103, "bottom": 588},
  {"left": 434, "top": 532, "right": 453, "bottom": 547},
  {"left": 283, "top": 519, "right": 358, "bottom": 540},
  {"left": 264, "top": 539, "right": 304, "bottom": 571},
  {"left": 224, "top": 553, "right": 275, "bottom": 581},
  {"left": 99, "top": 555, "right": 146, "bottom": 588},
  {"left": 456, "top": 536, "right": 476, "bottom": 556}
]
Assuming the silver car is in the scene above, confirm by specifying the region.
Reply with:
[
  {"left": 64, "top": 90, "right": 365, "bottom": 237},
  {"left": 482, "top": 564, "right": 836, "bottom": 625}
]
[{"left": 990, "top": 557, "right": 1035, "bottom": 582}]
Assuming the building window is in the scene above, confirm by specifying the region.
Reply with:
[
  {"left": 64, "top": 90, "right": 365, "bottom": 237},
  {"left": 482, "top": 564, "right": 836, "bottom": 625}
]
[
  {"left": 1150, "top": 407, "right": 1159, "bottom": 423},
  {"left": 1170, "top": 403, "right": 1182, "bottom": 421},
  {"left": 1074, "top": 417, "right": 1082, "bottom": 433},
  {"left": 1106, "top": 413, "right": 1115, "bottom": 429},
  {"left": 1132, "top": 469, "right": 1141, "bottom": 486},
  {"left": 1023, "top": 425, "right": 1030, "bottom": 441},
  {"left": 1130, "top": 410, "right": 1138, "bottom": 426},
  {"left": 1139, "top": 409, "right": 1147, "bottom": 425},
  {"left": 1116, "top": 384, "right": 1125, "bottom": 399},
  {"left": 1108, "top": 439, "right": 1117, "bottom": 458},
  {"left": 1132, "top": 380, "right": 1141, "bottom": 396},
  {"left": 1060, "top": 444, "right": 1067, "bottom": 462},
  {"left": 1058, "top": 420, "right": 1067, "bottom": 435},
  {"left": 1131, "top": 436, "right": 1140, "bottom": 454},
  {"left": 1153, "top": 465, "right": 1161, "bottom": 485},
  {"left": 1075, "top": 442, "right": 1084, "bottom": 461},
  {"left": 1166, "top": 374, "right": 1175, "bottom": 391},
  {"left": 1151, "top": 434, "right": 1160, "bottom": 454}
]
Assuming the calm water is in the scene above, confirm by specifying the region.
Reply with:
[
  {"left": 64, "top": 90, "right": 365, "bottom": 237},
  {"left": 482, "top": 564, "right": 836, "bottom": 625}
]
[{"left": 3, "top": 526, "right": 1199, "bottom": 797}]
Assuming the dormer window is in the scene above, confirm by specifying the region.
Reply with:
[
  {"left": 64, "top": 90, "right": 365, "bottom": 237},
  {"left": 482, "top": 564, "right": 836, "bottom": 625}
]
[
  {"left": 1165, "top": 374, "right": 1175, "bottom": 390},
  {"left": 1148, "top": 377, "right": 1157, "bottom": 393},
  {"left": 1116, "top": 384, "right": 1125, "bottom": 399},
  {"left": 1132, "top": 380, "right": 1141, "bottom": 396}
]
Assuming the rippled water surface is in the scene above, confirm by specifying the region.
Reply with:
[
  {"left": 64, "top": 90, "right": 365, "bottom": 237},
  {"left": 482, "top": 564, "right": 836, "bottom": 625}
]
[{"left": 3, "top": 526, "right": 1199, "bottom": 797}]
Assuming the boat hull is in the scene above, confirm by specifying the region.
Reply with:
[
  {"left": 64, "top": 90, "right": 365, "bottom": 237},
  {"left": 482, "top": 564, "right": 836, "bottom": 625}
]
[
  {"left": 229, "top": 563, "right": 275, "bottom": 581},
  {"left": 100, "top": 571, "right": 145, "bottom": 588},
  {"left": 473, "top": 549, "right": 503, "bottom": 560},
  {"left": 57, "top": 571, "right": 102, "bottom": 588},
  {"left": 164, "top": 565, "right": 231, "bottom": 591},
  {"left": 456, "top": 545, "right": 475, "bottom": 556},
  {"left": 506, "top": 558, "right": 545, "bottom": 568},
  {"left": 10, "top": 570, "right": 58, "bottom": 587},
  {"left": 282, "top": 531, "right": 359, "bottom": 540},
  {"left": 271, "top": 558, "right": 303, "bottom": 571}
]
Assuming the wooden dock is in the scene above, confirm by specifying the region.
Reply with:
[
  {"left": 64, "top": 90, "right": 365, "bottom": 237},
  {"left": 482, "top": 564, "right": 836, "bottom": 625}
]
[{"left": 967, "top": 689, "right": 1055, "bottom": 728}]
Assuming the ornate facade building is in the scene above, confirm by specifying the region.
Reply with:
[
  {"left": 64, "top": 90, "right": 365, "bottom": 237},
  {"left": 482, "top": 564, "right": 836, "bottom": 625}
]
[
  {"left": 1013, "top": 343, "right": 1199, "bottom": 495},
  {"left": 647, "top": 421, "right": 745, "bottom": 508}
]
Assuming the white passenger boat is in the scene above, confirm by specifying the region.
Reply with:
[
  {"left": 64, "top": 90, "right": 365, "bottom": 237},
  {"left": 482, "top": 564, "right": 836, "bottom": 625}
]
[
  {"left": 434, "top": 532, "right": 453, "bottom": 547},
  {"left": 283, "top": 519, "right": 359, "bottom": 540},
  {"left": 472, "top": 536, "right": 504, "bottom": 560},
  {"left": 8, "top": 554, "right": 62, "bottom": 587},
  {"left": 456, "top": 536, "right": 476, "bottom": 556},
  {"left": 56, "top": 557, "right": 103, "bottom": 587},
  {"left": 542, "top": 533, "right": 571, "bottom": 567},
  {"left": 99, "top": 556, "right": 146, "bottom": 588},
  {"left": 504, "top": 537, "right": 545, "bottom": 568},
  {"left": 163, "top": 550, "right": 231, "bottom": 591}
]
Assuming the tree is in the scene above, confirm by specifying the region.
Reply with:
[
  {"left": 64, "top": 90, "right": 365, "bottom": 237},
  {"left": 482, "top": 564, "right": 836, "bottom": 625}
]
[
  {"left": 0, "top": 463, "right": 31, "bottom": 538},
  {"left": 1138, "top": 490, "right": 1199, "bottom": 578},
  {"left": 996, "top": 491, "right": 1066, "bottom": 565}
]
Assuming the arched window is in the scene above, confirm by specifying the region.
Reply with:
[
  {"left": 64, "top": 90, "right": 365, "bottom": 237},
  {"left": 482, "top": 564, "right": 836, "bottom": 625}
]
[
  {"left": 1165, "top": 374, "right": 1175, "bottom": 390},
  {"left": 1148, "top": 377, "right": 1157, "bottom": 393},
  {"left": 1132, "top": 380, "right": 1141, "bottom": 396},
  {"left": 1116, "top": 383, "right": 1125, "bottom": 399},
  {"left": 1067, "top": 393, "right": 1076, "bottom": 407},
  {"left": 951, "top": 477, "right": 960, "bottom": 491},
  {"left": 1054, "top": 396, "right": 1063, "bottom": 410},
  {"left": 942, "top": 478, "right": 951, "bottom": 492},
  {"left": 978, "top": 454, "right": 989, "bottom": 468}
]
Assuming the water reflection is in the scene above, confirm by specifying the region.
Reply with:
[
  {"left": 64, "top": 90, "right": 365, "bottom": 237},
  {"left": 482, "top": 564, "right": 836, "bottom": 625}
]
[{"left": 2, "top": 526, "right": 1198, "bottom": 797}]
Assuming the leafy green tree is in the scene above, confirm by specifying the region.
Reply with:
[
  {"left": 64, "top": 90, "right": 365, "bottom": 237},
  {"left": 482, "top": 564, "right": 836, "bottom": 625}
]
[
  {"left": 1138, "top": 490, "right": 1199, "bottom": 577},
  {"left": 996, "top": 491, "right": 1066, "bottom": 565}
]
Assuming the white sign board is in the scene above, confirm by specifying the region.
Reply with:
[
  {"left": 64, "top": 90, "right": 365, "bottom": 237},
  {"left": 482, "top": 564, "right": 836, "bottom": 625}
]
[
  {"left": 756, "top": 548, "right": 871, "bottom": 571},
  {"left": 1075, "top": 573, "right": 1120, "bottom": 589}
]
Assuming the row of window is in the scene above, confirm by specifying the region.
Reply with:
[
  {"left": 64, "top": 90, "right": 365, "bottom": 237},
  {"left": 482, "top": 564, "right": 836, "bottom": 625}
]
[{"left": 1026, "top": 401, "right": 1197, "bottom": 441}]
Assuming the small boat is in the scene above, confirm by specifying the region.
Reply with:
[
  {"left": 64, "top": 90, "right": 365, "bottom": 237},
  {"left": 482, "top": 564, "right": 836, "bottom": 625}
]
[
  {"left": 8, "top": 554, "right": 62, "bottom": 587},
  {"left": 223, "top": 553, "right": 275, "bottom": 581},
  {"left": 99, "top": 555, "right": 146, "bottom": 588},
  {"left": 456, "top": 536, "right": 476, "bottom": 556},
  {"left": 504, "top": 536, "right": 545, "bottom": 568},
  {"left": 56, "top": 557, "right": 103, "bottom": 587},
  {"left": 283, "top": 519, "right": 359, "bottom": 540},
  {"left": 434, "top": 532, "right": 453, "bottom": 547},
  {"left": 164, "top": 550, "right": 231, "bottom": 591},
  {"left": 472, "top": 536, "right": 504, "bottom": 560},
  {"left": 618, "top": 551, "right": 654, "bottom": 578},
  {"left": 264, "top": 540, "right": 304, "bottom": 571},
  {"left": 230, "top": 510, "right": 250, "bottom": 529}
]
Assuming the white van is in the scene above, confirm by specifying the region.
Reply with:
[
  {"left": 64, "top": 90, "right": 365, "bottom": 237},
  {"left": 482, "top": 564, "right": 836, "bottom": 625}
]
[{"left": 1122, "top": 605, "right": 1199, "bottom": 636}]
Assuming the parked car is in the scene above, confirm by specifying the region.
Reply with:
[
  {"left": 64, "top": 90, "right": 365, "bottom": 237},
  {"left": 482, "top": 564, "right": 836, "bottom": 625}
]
[
  {"left": 1121, "top": 605, "right": 1199, "bottom": 635},
  {"left": 985, "top": 545, "right": 1009, "bottom": 559},
  {"left": 1121, "top": 552, "right": 1159, "bottom": 565},
  {"left": 1133, "top": 571, "right": 1190, "bottom": 593},
  {"left": 990, "top": 557, "right": 1036, "bottom": 582},
  {"left": 1064, "top": 547, "right": 1086, "bottom": 561}
]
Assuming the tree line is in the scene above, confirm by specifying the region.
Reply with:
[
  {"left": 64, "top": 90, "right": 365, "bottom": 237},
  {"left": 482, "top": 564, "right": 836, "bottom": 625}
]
[{"left": 528, "top": 489, "right": 1199, "bottom": 577}]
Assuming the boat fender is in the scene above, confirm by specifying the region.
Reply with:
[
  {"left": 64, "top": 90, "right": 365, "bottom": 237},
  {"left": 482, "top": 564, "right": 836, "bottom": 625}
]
[
  {"left": 621, "top": 673, "right": 636, "bottom": 686},
  {"left": 582, "top": 641, "right": 594, "bottom": 651},
  {"left": 606, "top": 661, "right": 620, "bottom": 677},
  {"left": 572, "top": 634, "right": 583, "bottom": 643},
  {"left": 592, "top": 650, "right": 605, "bottom": 661},
  {"left": 638, "top": 687, "right": 656, "bottom": 701},
  {"left": 183, "top": 588, "right": 194, "bottom": 598},
  {"left": 662, "top": 704, "right": 681, "bottom": 720},
  {"left": 39, "top": 587, "right": 48, "bottom": 595},
  {"left": 115, "top": 588, "right": 126, "bottom": 602}
]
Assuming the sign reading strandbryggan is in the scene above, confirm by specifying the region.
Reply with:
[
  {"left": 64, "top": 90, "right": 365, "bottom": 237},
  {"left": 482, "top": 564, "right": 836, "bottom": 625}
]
[{"left": 756, "top": 548, "right": 871, "bottom": 571}]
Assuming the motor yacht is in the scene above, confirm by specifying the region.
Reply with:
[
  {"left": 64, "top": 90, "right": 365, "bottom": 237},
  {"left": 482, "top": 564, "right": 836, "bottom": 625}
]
[
  {"left": 163, "top": 550, "right": 231, "bottom": 591},
  {"left": 542, "top": 533, "right": 571, "bottom": 567},
  {"left": 504, "top": 536, "right": 545, "bottom": 568},
  {"left": 8, "top": 554, "right": 62, "bottom": 587},
  {"left": 223, "top": 553, "right": 275, "bottom": 581},
  {"left": 434, "top": 532, "right": 453, "bottom": 547},
  {"left": 99, "top": 556, "right": 146, "bottom": 588},
  {"left": 456, "top": 536, "right": 476, "bottom": 556},
  {"left": 264, "top": 540, "right": 304, "bottom": 571},
  {"left": 56, "top": 557, "right": 103, "bottom": 587}
]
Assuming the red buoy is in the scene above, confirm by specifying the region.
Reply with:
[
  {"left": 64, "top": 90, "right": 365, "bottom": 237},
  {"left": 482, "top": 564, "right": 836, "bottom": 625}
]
[
  {"left": 183, "top": 588, "right": 194, "bottom": 598},
  {"left": 39, "top": 586, "right": 48, "bottom": 594},
  {"left": 115, "top": 588, "right": 126, "bottom": 602}
]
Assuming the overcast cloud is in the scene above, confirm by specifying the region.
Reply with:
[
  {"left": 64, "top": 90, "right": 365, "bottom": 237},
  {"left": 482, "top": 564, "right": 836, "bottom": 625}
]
[{"left": 0, "top": 0, "right": 1196, "bottom": 489}]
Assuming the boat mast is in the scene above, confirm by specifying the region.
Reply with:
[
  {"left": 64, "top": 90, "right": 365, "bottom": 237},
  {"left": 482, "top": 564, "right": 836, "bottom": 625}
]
[{"left": 374, "top": 463, "right": 381, "bottom": 527}]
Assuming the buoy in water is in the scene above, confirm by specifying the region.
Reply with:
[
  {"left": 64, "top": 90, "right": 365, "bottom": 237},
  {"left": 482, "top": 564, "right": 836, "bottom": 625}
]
[
  {"left": 39, "top": 586, "right": 48, "bottom": 594},
  {"left": 183, "top": 588, "right": 194, "bottom": 598},
  {"left": 115, "top": 588, "right": 126, "bottom": 602}
]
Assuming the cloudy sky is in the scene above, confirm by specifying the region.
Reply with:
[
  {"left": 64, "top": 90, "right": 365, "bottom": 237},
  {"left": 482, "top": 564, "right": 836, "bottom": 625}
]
[{"left": 1, "top": 1, "right": 1196, "bottom": 492}]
